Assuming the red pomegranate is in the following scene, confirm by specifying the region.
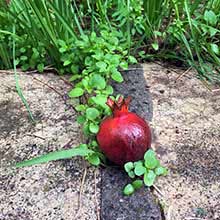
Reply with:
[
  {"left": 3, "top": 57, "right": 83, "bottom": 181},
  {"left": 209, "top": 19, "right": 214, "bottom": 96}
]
[{"left": 97, "top": 96, "right": 151, "bottom": 166}]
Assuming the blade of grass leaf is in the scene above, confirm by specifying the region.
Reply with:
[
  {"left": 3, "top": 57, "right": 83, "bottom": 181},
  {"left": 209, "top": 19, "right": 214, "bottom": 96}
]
[
  {"left": 0, "top": 43, "right": 11, "bottom": 69},
  {"left": 12, "top": 25, "right": 35, "bottom": 122},
  {"left": 47, "top": 1, "right": 80, "bottom": 39},
  {"left": 184, "top": 0, "right": 208, "bottom": 77},
  {"left": 27, "top": 1, "right": 58, "bottom": 47},
  {"left": 180, "top": 33, "right": 194, "bottom": 61},
  {"left": 184, "top": 0, "right": 202, "bottom": 64},
  {"left": 0, "top": 30, "right": 22, "bottom": 40},
  {"left": 127, "top": 0, "right": 131, "bottom": 54},
  {"left": 73, "top": 0, "right": 85, "bottom": 28},
  {"left": 16, "top": 146, "right": 94, "bottom": 168}
]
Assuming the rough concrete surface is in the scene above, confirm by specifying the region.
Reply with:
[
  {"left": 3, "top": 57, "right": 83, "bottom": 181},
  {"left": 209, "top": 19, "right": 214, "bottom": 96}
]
[
  {"left": 0, "top": 72, "right": 100, "bottom": 220},
  {"left": 143, "top": 63, "right": 220, "bottom": 220}
]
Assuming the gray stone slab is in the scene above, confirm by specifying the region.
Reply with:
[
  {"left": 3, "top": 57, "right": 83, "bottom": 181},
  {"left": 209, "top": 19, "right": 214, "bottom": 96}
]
[
  {"left": 101, "top": 168, "right": 162, "bottom": 220},
  {"left": 101, "top": 66, "right": 162, "bottom": 220},
  {"left": 112, "top": 66, "right": 153, "bottom": 121}
]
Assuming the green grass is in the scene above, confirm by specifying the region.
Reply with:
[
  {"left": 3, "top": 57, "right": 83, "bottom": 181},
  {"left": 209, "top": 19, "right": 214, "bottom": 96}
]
[{"left": 0, "top": 0, "right": 220, "bottom": 82}]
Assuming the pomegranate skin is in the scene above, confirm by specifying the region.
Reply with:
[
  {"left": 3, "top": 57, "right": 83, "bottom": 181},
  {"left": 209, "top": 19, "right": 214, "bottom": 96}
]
[{"left": 97, "top": 100, "right": 151, "bottom": 166}]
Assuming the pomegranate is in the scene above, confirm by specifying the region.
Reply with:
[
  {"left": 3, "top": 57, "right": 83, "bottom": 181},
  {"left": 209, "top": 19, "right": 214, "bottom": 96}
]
[{"left": 97, "top": 96, "right": 151, "bottom": 166}]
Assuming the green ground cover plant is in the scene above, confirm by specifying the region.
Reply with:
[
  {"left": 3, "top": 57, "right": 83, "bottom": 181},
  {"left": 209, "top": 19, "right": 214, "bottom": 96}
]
[
  {"left": 0, "top": 0, "right": 219, "bottom": 193},
  {"left": 123, "top": 150, "right": 167, "bottom": 195},
  {"left": 1, "top": 0, "right": 219, "bottom": 81}
]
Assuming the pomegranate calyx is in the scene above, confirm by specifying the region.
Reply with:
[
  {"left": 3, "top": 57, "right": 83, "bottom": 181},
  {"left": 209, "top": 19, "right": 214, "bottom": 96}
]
[{"left": 106, "top": 96, "right": 131, "bottom": 116}]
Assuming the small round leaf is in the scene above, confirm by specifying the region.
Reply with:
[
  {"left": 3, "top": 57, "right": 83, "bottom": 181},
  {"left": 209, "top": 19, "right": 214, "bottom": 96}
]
[
  {"left": 144, "top": 149, "right": 156, "bottom": 160},
  {"left": 77, "top": 115, "right": 86, "bottom": 124},
  {"left": 69, "top": 88, "right": 84, "bottom": 98},
  {"left": 89, "top": 74, "right": 106, "bottom": 90},
  {"left": 20, "top": 55, "right": 28, "bottom": 61},
  {"left": 132, "top": 180, "right": 143, "bottom": 190},
  {"left": 91, "top": 140, "right": 98, "bottom": 147},
  {"left": 124, "top": 162, "right": 134, "bottom": 173},
  {"left": 83, "top": 123, "right": 90, "bottom": 136},
  {"left": 134, "top": 161, "right": 143, "bottom": 166},
  {"left": 144, "top": 158, "right": 159, "bottom": 169},
  {"left": 69, "top": 74, "right": 80, "bottom": 82},
  {"left": 86, "top": 108, "right": 100, "bottom": 120},
  {"left": 155, "top": 166, "right": 168, "bottom": 176},
  {"left": 89, "top": 123, "right": 99, "bottom": 134},
  {"left": 104, "top": 85, "right": 114, "bottom": 95},
  {"left": 128, "top": 171, "right": 135, "bottom": 178},
  {"left": 20, "top": 47, "right": 26, "bottom": 53},
  {"left": 134, "top": 164, "right": 146, "bottom": 176},
  {"left": 96, "top": 61, "right": 107, "bottom": 72},
  {"left": 75, "top": 104, "right": 86, "bottom": 112},
  {"left": 87, "top": 153, "right": 100, "bottom": 166},
  {"left": 128, "top": 55, "right": 137, "bottom": 64},
  {"left": 123, "top": 184, "right": 135, "bottom": 196},
  {"left": 37, "top": 63, "right": 44, "bottom": 72},
  {"left": 91, "top": 95, "right": 107, "bottom": 108},
  {"left": 64, "top": 60, "right": 71, "bottom": 66},
  {"left": 119, "top": 61, "right": 128, "bottom": 70},
  {"left": 151, "top": 42, "right": 159, "bottom": 51},
  {"left": 111, "top": 70, "right": 123, "bottom": 83},
  {"left": 144, "top": 150, "right": 159, "bottom": 169},
  {"left": 144, "top": 170, "right": 156, "bottom": 187}
]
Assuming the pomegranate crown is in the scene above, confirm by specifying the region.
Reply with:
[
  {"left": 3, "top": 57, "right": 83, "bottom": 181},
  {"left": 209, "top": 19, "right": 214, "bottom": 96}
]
[{"left": 106, "top": 96, "right": 131, "bottom": 116}]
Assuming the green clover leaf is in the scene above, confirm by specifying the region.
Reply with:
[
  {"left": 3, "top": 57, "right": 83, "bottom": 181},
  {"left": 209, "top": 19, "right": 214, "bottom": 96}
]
[
  {"left": 86, "top": 108, "right": 100, "bottom": 120},
  {"left": 123, "top": 184, "right": 135, "bottom": 196},
  {"left": 144, "top": 170, "right": 156, "bottom": 187}
]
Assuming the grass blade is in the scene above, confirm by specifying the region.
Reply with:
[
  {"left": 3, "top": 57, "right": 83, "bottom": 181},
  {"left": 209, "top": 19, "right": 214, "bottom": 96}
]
[
  {"left": 16, "top": 146, "right": 94, "bottom": 168},
  {"left": 12, "top": 25, "right": 35, "bottom": 122},
  {"left": 47, "top": 1, "right": 78, "bottom": 40}
]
